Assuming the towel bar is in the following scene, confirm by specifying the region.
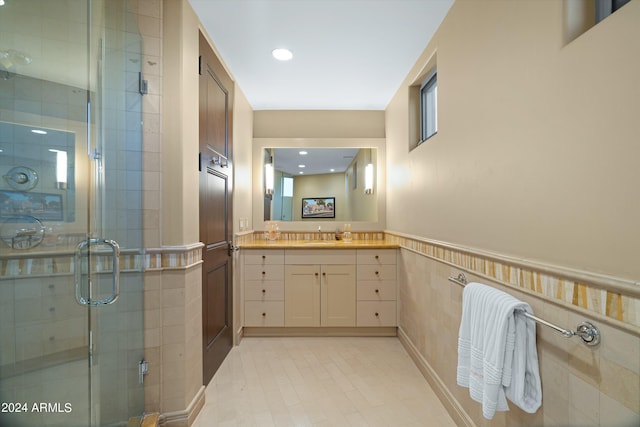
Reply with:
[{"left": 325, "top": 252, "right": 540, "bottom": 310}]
[{"left": 448, "top": 273, "right": 600, "bottom": 347}]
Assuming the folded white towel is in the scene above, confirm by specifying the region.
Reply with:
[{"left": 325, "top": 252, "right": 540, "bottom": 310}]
[{"left": 457, "top": 282, "right": 542, "bottom": 419}]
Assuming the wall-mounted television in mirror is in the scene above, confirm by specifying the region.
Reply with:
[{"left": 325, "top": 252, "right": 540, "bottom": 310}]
[{"left": 301, "top": 197, "right": 335, "bottom": 219}]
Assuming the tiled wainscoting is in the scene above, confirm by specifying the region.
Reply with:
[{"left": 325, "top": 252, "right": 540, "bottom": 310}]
[
  {"left": 387, "top": 231, "right": 640, "bottom": 426},
  {"left": 142, "top": 244, "right": 205, "bottom": 426},
  {"left": 0, "top": 243, "right": 205, "bottom": 427}
]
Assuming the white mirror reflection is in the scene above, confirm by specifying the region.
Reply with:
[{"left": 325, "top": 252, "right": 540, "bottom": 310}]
[{"left": 264, "top": 147, "right": 377, "bottom": 222}]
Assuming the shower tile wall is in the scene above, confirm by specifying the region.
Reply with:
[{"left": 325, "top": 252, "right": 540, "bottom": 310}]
[{"left": 135, "top": 0, "right": 162, "bottom": 250}]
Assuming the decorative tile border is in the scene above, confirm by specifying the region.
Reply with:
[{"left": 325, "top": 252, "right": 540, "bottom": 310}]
[
  {"left": 385, "top": 231, "right": 640, "bottom": 329},
  {"left": 144, "top": 243, "right": 204, "bottom": 270},
  {"left": 0, "top": 243, "right": 204, "bottom": 279},
  {"left": 240, "top": 230, "right": 386, "bottom": 243}
]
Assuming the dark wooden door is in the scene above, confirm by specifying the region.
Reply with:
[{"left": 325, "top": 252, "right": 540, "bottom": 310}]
[{"left": 199, "top": 32, "right": 234, "bottom": 385}]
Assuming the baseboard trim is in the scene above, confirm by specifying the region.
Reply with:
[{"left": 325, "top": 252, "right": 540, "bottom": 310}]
[
  {"left": 158, "top": 385, "right": 205, "bottom": 427},
  {"left": 243, "top": 326, "right": 397, "bottom": 337},
  {"left": 397, "top": 326, "right": 475, "bottom": 427}
]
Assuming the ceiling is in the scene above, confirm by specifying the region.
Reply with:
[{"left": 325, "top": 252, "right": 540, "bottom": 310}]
[
  {"left": 189, "top": 0, "right": 454, "bottom": 110},
  {"left": 273, "top": 147, "right": 361, "bottom": 176}
]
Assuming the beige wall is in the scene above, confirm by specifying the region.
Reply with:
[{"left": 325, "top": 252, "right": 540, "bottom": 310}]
[
  {"left": 346, "top": 148, "right": 377, "bottom": 223},
  {"left": 233, "top": 87, "right": 254, "bottom": 230},
  {"left": 254, "top": 110, "right": 385, "bottom": 138},
  {"left": 386, "top": 0, "right": 640, "bottom": 281},
  {"left": 387, "top": 1, "right": 640, "bottom": 426},
  {"left": 162, "top": 0, "right": 201, "bottom": 247}
]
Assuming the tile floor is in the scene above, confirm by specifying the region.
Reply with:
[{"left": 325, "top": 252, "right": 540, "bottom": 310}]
[{"left": 192, "top": 337, "right": 456, "bottom": 426}]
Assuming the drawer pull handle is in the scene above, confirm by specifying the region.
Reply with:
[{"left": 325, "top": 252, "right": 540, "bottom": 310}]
[
  {"left": 262, "top": 271, "right": 266, "bottom": 275},
  {"left": 375, "top": 289, "right": 379, "bottom": 293},
  {"left": 375, "top": 271, "right": 379, "bottom": 275},
  {"left": 375, "top": 255, "right": 379, "bottom": 259},
  {"left": 262, "top": 312, "right": 266, "bottom": 317},
  {"left": 315, "top": 272, "right": 319, "bottom": 276},
  {"left": 375, "top": 312, "right": 379, "bottom": 317},
  {"left": 262, "top": 255, "right": 266, "bottom": 259},
  {"left": 322, "top": 272, "right": 326, "bottom": 276},
  {"left": 262, "top": 289, "right": 266, "bottom": 293}
]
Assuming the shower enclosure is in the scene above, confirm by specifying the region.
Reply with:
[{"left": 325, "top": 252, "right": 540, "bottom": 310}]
[{"left": 0, "top": 1, "right": 145, "bottom": 425}]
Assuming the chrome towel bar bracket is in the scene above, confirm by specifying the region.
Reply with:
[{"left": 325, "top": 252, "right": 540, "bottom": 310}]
[{"left": 448, "top": 273, "right": 601, "bottom": 347}]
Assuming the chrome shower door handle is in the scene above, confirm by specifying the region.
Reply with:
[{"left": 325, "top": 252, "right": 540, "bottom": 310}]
[{"left": 75, "top": 238, "right": 121, "bottom": 306}]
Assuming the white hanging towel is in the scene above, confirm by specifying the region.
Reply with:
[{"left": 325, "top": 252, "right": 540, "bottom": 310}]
[{"left": 456, "top": 282, "right": 542, "bottom": 419}]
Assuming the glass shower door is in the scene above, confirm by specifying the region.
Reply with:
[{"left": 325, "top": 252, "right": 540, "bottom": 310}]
[
  {"left": 0, "top": 0, "right": 144, "bottom": 425},
  {"left": 84, "top": 0, "right": 145, "bottom": 424}
]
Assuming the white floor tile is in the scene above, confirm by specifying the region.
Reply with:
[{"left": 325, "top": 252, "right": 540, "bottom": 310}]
[{"left": 193, "top": 337, "right": 456, "bottom": 427}]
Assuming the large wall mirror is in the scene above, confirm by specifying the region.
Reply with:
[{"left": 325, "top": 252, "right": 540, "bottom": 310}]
[{"left": 253, "top": 138, "right": 386, "bottom": 231}]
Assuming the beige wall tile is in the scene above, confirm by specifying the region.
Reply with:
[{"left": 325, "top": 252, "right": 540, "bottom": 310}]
[
  {"left": 599, "top": 356, "right": 640, "bottom": 413},
  {"left": 600, "top": 391, "right": 640, "bottom": 426},
  {"left": 398, "top": 248, "right": 640, "bottom": 426}
]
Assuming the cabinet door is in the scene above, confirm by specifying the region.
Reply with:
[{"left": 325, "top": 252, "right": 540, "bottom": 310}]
[
  {"left": 321, "top": 265, "right": 356, "bottom": 327},
  {"left": 285, "top": 265, "right": 320, "bottom": 326}
]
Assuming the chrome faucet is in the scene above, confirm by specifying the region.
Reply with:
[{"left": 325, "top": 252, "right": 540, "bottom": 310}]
[{"left": 317, "top": 225, "right": 321, "bottom": 240}]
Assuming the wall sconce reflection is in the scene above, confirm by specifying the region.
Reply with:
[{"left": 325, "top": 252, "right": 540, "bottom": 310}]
[
  {"left": 49, "top": 149, "right": 68, "bottom": 189},
  {"left": 265, "top": 162, "right": 274, "bottom": 195},
  {"left": 364, "top": 148, "right": 374, "bottom": 195}
]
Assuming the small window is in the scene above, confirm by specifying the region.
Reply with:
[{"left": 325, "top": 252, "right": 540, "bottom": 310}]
[
  {"left": 420, "top": 70, "right": 437, "bottom": 143},
  {"left": 595, "top": 0, "right": 631, "bottom": 23}
]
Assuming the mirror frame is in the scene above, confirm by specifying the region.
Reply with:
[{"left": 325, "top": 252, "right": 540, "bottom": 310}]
[{"left": 253, "top": 138, "right": 386, "bottom": 232}]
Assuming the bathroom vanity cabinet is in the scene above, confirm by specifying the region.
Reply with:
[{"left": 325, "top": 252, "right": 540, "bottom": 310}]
[
  {"left": 242, "top": 245, "right": 398, "bottom": 334},
  {"left": 243, "top": 249, "right": 285, "bottom": 327},
  {"left": 356, "top": 249, "right": 397, "bottom": 327},
  {"left": 284, "top": 252, "right": 357, "bottom": 327}
]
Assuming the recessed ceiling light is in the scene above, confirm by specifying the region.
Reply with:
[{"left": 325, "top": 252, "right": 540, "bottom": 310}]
[
  {"left": 272, "top": 48, "right": 293, "bottom": 61},
  {"left": 31, "top": 129, "right": 47, "bottom": 135},
  {"left": 330, "top": 169, "right": 335, "bottom": 172},
  {"left": 299, "top": 171, "right": 304, "bottom": 174},
  {"left": 299, "top": 150, "right": 308, "bottom": 155},
  {"left": 298, "top": 164, "right": 305, "bottom": 168}
]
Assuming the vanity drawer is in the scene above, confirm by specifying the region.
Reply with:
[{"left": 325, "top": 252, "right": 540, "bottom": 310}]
[
  {"left": 356, "top": 301, "right": 396, "bottom": 327},
  {"left": 357, "top": 264, "right": 396, "bottom": 281},
  {"left": 357, "top": 249, "right": 397, "bottom": 265},
  {"left": 357, "top": 281, "right": 396, "bottom": 301},
  {"left": 245, "top": 301, "right": 285, "bottom": 326},
  {"left": 285, "top": 249, "right": 356, "bottom": 265},
  {"left": 245, "top": 264, "right": 285, "bottom": 281},
  {"left": 245, "top": 249, "right": 285, "bottom": 265},
  {"left": 245, "top": 281, "right": 285, "bottom": 301}
]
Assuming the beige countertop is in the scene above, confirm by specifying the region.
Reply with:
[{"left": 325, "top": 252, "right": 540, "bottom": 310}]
[{"left": 238, "top": 239, "right": 399, "bottom": 249}]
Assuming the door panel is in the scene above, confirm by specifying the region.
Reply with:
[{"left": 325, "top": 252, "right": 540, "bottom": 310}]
[
  {"left": 204, "top": 170, "right": 228, "bottom": 243},
  {"left": 206, "top": 76, "right": 228, "bottom": 156},
  {"left": 204, "top": 260, "right": 228, "bottom": 346},
  {"left": 199, "top": 32, "right": 234, "bottom": 385},
  {"left": 284, "top": 265, "right": 321, "bottom": 326},
  {"left": 321, "top": 265, "right": 356, "bottom": 326}
]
